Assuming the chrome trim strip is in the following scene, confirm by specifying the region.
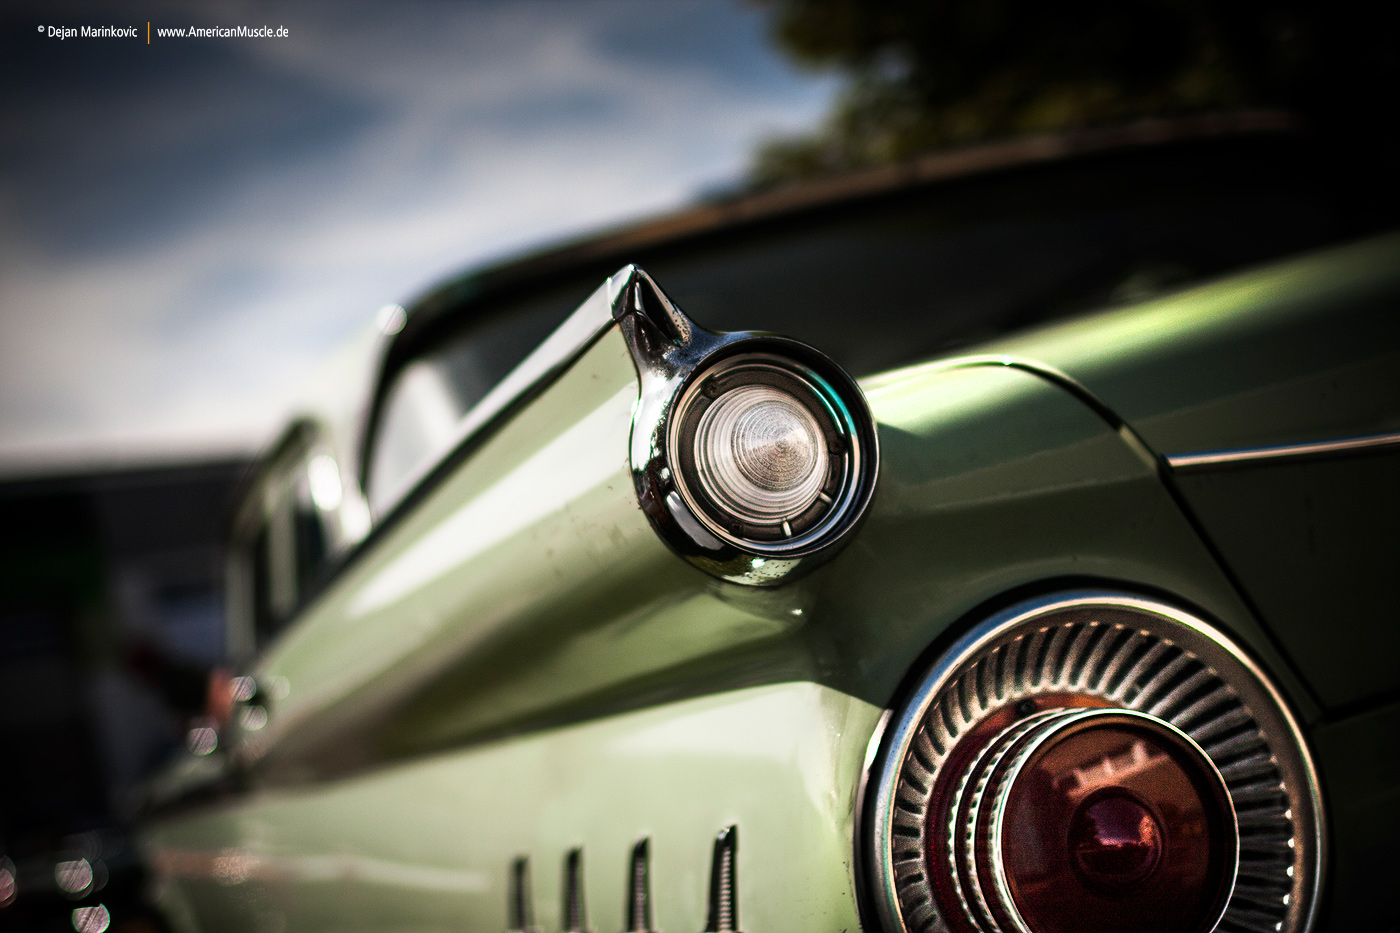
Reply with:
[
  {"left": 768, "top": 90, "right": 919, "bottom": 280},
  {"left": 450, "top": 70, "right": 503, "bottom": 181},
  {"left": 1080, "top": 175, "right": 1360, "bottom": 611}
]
[
  {"left": 852, "top": 708, "right": 893, "bottom": 933},
  {"left": 1166, "top": 430, "right": 1400, "bottom": 470}
]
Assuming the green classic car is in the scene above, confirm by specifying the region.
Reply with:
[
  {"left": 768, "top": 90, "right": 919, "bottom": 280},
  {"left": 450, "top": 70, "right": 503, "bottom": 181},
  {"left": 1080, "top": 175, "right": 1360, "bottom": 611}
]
[{"left": 140, "top": 119, "right": 1400, "bottom": 933}]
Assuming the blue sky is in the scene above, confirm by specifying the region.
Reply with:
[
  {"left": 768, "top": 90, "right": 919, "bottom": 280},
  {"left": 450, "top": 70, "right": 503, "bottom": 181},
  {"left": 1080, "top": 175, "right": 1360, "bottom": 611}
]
[{"left": 0, "top": 1, "right": 836, "bottom": 470}]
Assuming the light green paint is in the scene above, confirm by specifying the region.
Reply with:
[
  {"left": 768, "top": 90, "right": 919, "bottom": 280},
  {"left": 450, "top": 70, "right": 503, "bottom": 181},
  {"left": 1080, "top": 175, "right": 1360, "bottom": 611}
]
[
  {"left": 983, "top": 233, "right": 1400, "bottom": 387},
  {"left": 241, "top": 327, "right": 687, "bottom": 776},
  {"left": 350, "top": 384, "right": 638, "bottom": 617},
  {"left": 976, "top": 231, "right": 1400, "bottom": 452},
  {"left": 141, "top": 247, "right": 1377, "bottom": 930},
  {"left": 144, "top": 681, "right": 883, "bottom": 933}
]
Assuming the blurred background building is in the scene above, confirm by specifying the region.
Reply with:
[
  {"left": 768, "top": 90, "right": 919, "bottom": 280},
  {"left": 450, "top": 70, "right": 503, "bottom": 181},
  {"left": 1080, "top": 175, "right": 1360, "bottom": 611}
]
[{"left": 0, "top": 458, "right": 248, "bottom": 930}]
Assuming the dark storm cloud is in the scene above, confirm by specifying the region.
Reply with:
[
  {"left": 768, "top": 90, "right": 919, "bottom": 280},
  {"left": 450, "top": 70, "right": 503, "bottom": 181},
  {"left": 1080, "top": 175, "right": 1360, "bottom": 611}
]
[
  {"left": 0, "top": 1, "right": 834, "bottom": 467},
  {"left": 4, "top": 45, "right": 376, "bottom": 255}
]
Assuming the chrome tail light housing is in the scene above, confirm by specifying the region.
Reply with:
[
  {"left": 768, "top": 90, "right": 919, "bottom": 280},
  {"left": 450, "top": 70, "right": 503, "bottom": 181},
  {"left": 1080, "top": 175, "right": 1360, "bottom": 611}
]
[
  {"left": 865, "top": 591, "right": 1324, "bottom": 933},
  {"left": 613, "top": 266, "right": 878, "bottom": 586}
]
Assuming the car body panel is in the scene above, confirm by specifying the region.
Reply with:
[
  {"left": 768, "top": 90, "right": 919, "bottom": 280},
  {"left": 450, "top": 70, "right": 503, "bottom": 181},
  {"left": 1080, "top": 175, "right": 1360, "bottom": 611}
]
[
  {"left": 145, "top": 682, "right": 881, "bottom": 933},
  {"left": 983, "top": 233, "right": 1400, "bottom": 712},
  {"left": 141, "top": 264, "right": 1330, "bottom": 929},
  {"left": 226, "top": 315, "right": 1306, "bottom": 785},
  {"left": 1310, "top": 698, "right": 1400, "bottom": 929},
  {"left": 1172, "top": 452, "right": 1400, "bottom": 710},
  {"left": 140, "top": 222, "right": 1400, "bottom": 928},
  {"left": 244, "top": 316, "right": 680, "bottom": 781},
  {"left": 982, "top": 232, "right": 1400, "bottom": 454}
]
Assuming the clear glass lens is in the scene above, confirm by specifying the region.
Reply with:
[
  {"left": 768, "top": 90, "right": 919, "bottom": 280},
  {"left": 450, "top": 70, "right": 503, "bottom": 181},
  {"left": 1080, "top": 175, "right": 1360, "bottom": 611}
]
[{"left": 694, "top": 384, "right": 829, "bottom": 525}]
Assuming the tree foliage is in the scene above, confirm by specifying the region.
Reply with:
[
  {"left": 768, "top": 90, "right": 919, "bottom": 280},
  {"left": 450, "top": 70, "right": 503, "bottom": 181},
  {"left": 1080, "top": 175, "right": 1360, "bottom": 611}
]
[{"left": 750, "top": 0, "right": 1399, "bottom": 186}]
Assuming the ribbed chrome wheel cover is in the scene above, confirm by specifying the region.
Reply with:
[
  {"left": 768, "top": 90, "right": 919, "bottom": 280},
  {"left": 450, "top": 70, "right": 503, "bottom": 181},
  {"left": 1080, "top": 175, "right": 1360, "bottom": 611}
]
[{"left": 867, "top": 591, "right": 1324, "bottom": 933}]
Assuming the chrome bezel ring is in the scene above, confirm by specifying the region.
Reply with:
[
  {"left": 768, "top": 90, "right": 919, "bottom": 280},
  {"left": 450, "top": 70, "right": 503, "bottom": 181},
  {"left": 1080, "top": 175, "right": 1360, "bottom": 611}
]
[
  {"left": 617, "top": 266, "right": 879, "bottom": 586},
  {"left": 668, "top": 353, "right": 861, "bottom": 552},
  {"left": 865, "top": 590, "right": 1324, "bottom": 933}
]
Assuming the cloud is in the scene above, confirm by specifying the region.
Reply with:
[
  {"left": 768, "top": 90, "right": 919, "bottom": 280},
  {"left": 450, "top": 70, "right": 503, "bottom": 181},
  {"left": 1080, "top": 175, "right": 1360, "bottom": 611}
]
[{"left": 0, "top": 0, "right": 836, "bottom": 469}]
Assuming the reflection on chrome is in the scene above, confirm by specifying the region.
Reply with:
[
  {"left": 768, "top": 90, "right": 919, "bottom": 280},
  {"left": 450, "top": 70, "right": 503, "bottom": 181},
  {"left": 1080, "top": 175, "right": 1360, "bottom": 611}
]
[
  {"left": 239, "top": 705, "right": 269, "bottom": 732},
  {"left": 307, "top": 454, "right": 344, "bottom": 512},
  {"left": 186, "top": 726, "right": 218, "bottom": 756},
  {"left": 0, "top": 858, "right": 15, "bottom": 907},
  {"left": 1066, "top": 740, "right": 1165, "bottom": 796},
  {"left": 71, "top": 904, "right": 110, "bottom": 933},
  {"left": 375, "top": 303, "right": 406, "bottom": 337},
  {"left": 231, "top": 675, "right": 258, "bottom": 702},
  {"left": 55, "top": 858, "right": 93, "bottom": 897}
]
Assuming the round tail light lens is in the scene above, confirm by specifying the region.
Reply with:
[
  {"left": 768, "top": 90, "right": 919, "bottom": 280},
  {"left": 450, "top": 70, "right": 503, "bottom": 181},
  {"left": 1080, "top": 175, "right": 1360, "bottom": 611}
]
[
  {"left": 693, "top": 383, "right": 830, "bottom": 525},
  {"left": 668, "top": 353, "right": 863, "bottom": 550},
  {"left": 948, "top": 709, "right": 1236, "bottom": 933},
  {"left": 617, "top": 266, "right": 879, "bottom": 584}
]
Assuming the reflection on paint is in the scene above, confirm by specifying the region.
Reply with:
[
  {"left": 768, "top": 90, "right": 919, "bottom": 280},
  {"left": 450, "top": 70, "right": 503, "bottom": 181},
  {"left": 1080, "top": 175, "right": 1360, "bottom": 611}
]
[
  {"left": 148, "top": 848, "right": 490, "bottom": 894},
  {"left": 863, "top": 359, "right": 1038, "bottom": 436},
  {"left": 351, "top": 384, "right": 635, "bottom": 616}
]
